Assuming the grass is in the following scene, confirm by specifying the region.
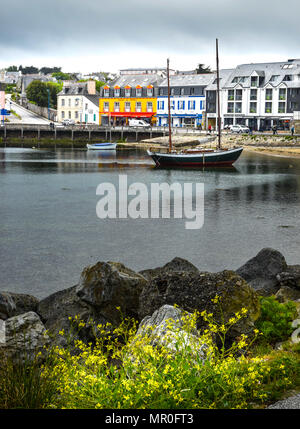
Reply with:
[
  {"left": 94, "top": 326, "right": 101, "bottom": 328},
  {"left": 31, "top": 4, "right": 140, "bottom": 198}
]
[{"left": 0, "top": 301, "right": 299, "bottom": 409}]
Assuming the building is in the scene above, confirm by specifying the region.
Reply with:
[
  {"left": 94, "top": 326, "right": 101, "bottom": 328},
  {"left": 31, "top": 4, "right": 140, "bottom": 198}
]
[
  {"left": 206, "top": 59, "right": 300, "bottom": 131},
  {"left": 119, "top": 68, "right": 175, "bottom": 76},
  {"left": 99, "top": 73, "right": 163, "bottom": 126},
  {"left": 156, "top": 73, "right": 215, "bottom": 127},
  {"left": 57, "top": 81, "right": 100, "bottom": 123}
]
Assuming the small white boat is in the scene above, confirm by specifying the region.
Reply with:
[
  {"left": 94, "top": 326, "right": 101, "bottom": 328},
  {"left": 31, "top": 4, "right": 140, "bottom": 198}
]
[{"left": 86, "top": 142, "right": 117, "bottom": 150}]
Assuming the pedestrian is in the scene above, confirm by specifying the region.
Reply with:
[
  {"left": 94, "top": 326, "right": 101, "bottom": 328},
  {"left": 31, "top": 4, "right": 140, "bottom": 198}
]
[
  {"left": 291, "top": 125, "right": 295, "bottom": 136},
  {"left": 208, "top": 124, "right": 212, "bottom": 134}
]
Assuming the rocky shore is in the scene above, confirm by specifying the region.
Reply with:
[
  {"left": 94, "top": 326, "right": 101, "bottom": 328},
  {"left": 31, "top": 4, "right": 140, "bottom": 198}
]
[{"left": 1, "top": 247, "right": 299, "bottom": 362}]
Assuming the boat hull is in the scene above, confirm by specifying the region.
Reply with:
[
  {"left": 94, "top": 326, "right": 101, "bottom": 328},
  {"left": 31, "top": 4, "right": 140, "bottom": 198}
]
[
  {"left": 87, "top": 143, "right": 117, "bottom": 150},
  {"left": 147, "top": 147, "right": 243, "bottom": 168}
]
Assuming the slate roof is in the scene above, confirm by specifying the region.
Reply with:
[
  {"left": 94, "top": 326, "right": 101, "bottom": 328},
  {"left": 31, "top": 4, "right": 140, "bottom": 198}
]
[
  {"left": 107, "top": 73, "right": 164, "bottom": 88},
  {"left": 84, "top": 94, "right": 100, "bottom": 106},
  {"left": 158, "top": 73, "right": 215, "bottom": 87},
  {"left": 205, "top": 69, "right": 234, "bottom": 91},
  {"left": 58, "top": 82, "right": 99, "bottom": 96}
]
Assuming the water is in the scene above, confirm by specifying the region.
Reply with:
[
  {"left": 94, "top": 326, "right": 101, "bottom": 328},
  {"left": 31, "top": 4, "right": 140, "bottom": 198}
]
[{"left": 1, "top": 147, "right": 300, "bottom": 299}]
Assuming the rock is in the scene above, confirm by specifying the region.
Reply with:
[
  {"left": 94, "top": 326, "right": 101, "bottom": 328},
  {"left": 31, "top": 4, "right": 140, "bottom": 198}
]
[
  {"left": 267, "top": 393, "right": 300, "bottom": 409},
  {"left": 236, "top": 248, "right": 287, "bottom": 296},
  {"left": 275, "top": 286, "right": 300, "bottom": 303},
  {"left": 140, "top": 257, "right": 199, "bottom": 280},
  {"left": 0, "top": 311, "right": 49, "bottom": 363},
  {"left": 76, "top": 261, "right": 147, "bottom": 324},
  {"left": 5, "top": 292, "right": 39, "bottom": 316},
  {"left": 139, "top": 270, "right": 260, "bottom": 340},
  {"left": 131, "top": 304, "right": 207, "bottom": 361},
  {"left": 37, "top": 285, "right": 92, "bottom": 347},
  {"left": 276, "top": 265, "right": 300, "bottom": 290},
  {"left": 0, "top": 292, "right": 16, "bottom": 320}
]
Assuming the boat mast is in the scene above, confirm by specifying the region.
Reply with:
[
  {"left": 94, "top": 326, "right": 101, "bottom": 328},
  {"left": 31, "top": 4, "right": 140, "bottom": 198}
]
[
  {"left": 167, "top": 58, "right": 172, "bottom": 152},
  {"left": 216, "top": 38, "right": 221, "bottom": 150}
]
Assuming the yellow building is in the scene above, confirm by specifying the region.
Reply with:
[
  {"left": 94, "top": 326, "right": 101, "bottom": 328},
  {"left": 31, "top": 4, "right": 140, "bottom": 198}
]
[{"left": 99, "top": 73, "right": 163, "bottom": 126}]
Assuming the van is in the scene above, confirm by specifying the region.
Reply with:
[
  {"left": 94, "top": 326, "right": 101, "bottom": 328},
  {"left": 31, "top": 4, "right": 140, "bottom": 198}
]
[
  {"left": 128, "top": 119, "right": 151, "bottom": 127},
  {"left": 62, "top": 119, "right": 75, "bottom": 126}
]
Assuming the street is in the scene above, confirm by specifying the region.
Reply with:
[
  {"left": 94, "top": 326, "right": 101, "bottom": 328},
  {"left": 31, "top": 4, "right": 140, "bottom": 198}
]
[{"left": 4, "top": 95, "right": 51, "bottom": 125}]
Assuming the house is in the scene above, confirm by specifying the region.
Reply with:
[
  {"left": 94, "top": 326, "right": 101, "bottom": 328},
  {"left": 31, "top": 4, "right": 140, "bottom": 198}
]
[
  {"left": 99, "top": 72, "right": 164, "bottom": 126},
  {"left": 57, "top": 81, "right": 100, "bottom": 123},
  {"left": 156, "top": 73, "right": 215, "bottom": 128},
  {"left": 206, "top": 59, "right": 300, "bottom": 131}
]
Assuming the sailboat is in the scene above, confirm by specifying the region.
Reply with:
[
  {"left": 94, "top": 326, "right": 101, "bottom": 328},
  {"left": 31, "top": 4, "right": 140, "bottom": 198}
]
[{"left": 147, "top": 40, "right": 243, "bottom": 168}]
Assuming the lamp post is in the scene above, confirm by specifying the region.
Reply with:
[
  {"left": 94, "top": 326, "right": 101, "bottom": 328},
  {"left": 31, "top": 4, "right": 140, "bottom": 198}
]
[{"left": 47, "top": 88, "right": 50, "bottom": 120}]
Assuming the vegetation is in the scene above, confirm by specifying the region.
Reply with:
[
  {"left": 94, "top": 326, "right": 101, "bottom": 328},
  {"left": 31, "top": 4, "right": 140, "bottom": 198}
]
[
  {"left": 195, "top": 64, "right": 213, "bottom": 74},
  {"left": 0, "top": 296, "right": 299, "bottom": 409},
  {"left": 26, "top": 80, "right": 63, "bottom": 109},
  {"left": 52, "top": 71, "right": 72, "bottom": 81}
]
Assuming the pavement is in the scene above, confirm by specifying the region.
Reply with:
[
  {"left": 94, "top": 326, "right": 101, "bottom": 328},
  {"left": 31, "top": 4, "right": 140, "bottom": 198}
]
[
  {"left": 4, "top": 95, "right": 51, "bottom": 125},
  {"left": 267, "top": 393, "right": 300, "bottom": 409}
]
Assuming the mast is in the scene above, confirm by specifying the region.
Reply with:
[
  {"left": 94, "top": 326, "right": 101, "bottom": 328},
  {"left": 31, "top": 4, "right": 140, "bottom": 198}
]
[
  {"left": 167, "top": 58, "right": 172, "bottom": 152},
  {"left": 216, "top": 38, "right": 221, "bottom": 150}
]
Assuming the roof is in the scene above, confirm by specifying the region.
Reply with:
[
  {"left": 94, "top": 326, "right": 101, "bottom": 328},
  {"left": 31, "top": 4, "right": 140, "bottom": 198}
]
[
  {"left": 58, "top": 82, "right": 99, "bottom": 96},
  {"left": 106, "top": 73, "right": 164, "bottom": 88},
  {"left": 205, "top": 69, "right": 234, "bottom": 90},
  {"left": 84, "top": 94, "right": 100, "bottom": 106},
  {"left": 158, "top": 73, "right": 215, "bottom": 87}
]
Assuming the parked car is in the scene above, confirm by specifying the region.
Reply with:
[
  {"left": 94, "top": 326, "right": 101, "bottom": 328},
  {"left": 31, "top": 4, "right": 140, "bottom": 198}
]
[
  {"left": 62, "top": 119, "right": 75, "bottom": 126},
  {"left": 128, "top": 119, "right": 151, "bottom": 127},
  {"left": 230, "top": 124, "right": 250, "bottom": 133}
]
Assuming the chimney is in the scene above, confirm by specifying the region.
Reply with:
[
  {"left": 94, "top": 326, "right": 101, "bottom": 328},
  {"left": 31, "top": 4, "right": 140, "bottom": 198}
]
[{"left": 87, "top": 80, "right": 96, "bottom": 95}]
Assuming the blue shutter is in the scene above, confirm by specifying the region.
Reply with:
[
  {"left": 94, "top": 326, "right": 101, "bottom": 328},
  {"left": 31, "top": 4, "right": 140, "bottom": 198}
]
[
  {"left": 162, "top": 101, "right": 164, "bottom": 109},
  {"left": 177, "top": 101, "right": 180, "bottom": 109},
  {"left": 182, "top": 101, "right": 185, "bottom": 109}
]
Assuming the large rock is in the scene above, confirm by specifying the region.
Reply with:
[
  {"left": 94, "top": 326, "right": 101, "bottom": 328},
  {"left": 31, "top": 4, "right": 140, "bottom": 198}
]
[
  {"left": 132, "top": 304, "right": 207, "bottom": 360},
  {"left": 0, "top": 292, "right": 16, "bottom": 320},
  {"left": 275, "top": 286, "right": 300, "bottom": 303},
  {"left": 236, "top": 248, "right": 287, "bottom": 296},
  {"left": 76, "top": 261, "right": 148, "bottom": 324},
  {"left": 276, "top": 265, "right": 300, "bottom": 290},
  {"left": 140, "top": 257, "right": 199, "bottom": 280},
  {"left": 37, "top": 285, "right": 92, "bottom": 347},
  {"left": 5, "top": 292, "right": 39, "bottom": 316},
  {"left": 0, "top": 311, "right": 49, "bottom": 363},
  {"left": 138, "top": 270, "right": 260, "bottom": 340}
]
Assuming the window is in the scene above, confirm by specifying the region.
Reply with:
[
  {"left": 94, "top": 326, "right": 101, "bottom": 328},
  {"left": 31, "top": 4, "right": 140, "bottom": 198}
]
[
  {"left": 147, "top": 87, "right": 153, "bottom": 97},
  {"left": 62, "top": 111, "right": 65, "bottom": 119},
  {"left": 104, "top": 88, "right": 109, "bottom": 97},
  {"left": 136, "top": 102, "right": 142, "bottom": 112},
  {"left": 290, "top": 101, "right": 299, "bottom": 111},
  {"left": 278, "top": 102, "right": 285, "bottom": 113},
  {"left": 249, "top": 102, "right": 257, "bottom": 113},
  {"left": 231, "top": 77, "right": 238, "bottom": 83},
  {"left": 235, "top": 89, "right": 242, "bottom": 100},
  {"left": 103, "top": 102, "right": 109, "bottom": 112},
  {"left": 188, "top": 100, "right": 195, "bottom": 110},
  {"left": 170, "top": 100, "right": 175, "bottom": 110},
  {"left": 125, "top": 102, "right": 131, "bottom": 112},
  {"left": 75, "top": 111, "right": 79, "bottom": 119},
  {"left": 125, "top": 88, "right": 131, "bottom": 97},
  {"left": 270, "top": 75, "right": 279, "bottom": 82},
  {"left": 251, "top": 76, "right": 258, "bottom": 87},
  {"left": 136, "top": 87, "right": 142, "bottom": 97},
  {"left": 190, "top": 87, "right": 195, "bottom": 95},
  {"left": 235, "top": 102, "right": 242, "bottom": 113},
  {"left": 85, "top": 103, "right": 88, "bottom": 109},
  {"left": 68, "top": 111, "right": 71, "bottom": 119},
  {"left": 171, "top": 88, "right": 174, "bottom": 96},
  {"left": 114, "top": 88, "right": 120, "bottom": 97},
  {"left": 265, "top": 88, "right": 273, "bottom": 100},
  {"left": 265, "top": 102, "right": 272, "bottom": 113},
  {"left": 114, "top": 102, "right": 120, "bottom": 112},
  {"left": 147, "top": 102, "right": 153, "bottom": 112},
  {"left": 61, "top": 98, "right": 65, "bottom": 106},
  {"left": 227, "top": 102, "right": 234, "bottom": 113},
  {"left": 68, "top": 99, "right": 71, "bottom": 107},
  {"left": 228, "top": 90, "right": 234, "bottom": 101},
  {"left": 279, "top": 88, "right": 286, "bottom": 100},
  {"left": 250, "top": 89, "right": 257, "bottom": 100},
  {"left": 158, "top": 100, "right": 164, "bottom": 110},
  {"left": 180, "top": 88, "right": 184, "bottom": 96},
  {"left": 75, "top": 98, "right": 79, "bottom": 106},
  {"left": 178, "top": 100, "right": 185, "bottom": 110},
  {"left": 159, "top": 88, "right": 164, "bottom": 96},
  {"left": 283, "top": 75, "right": 293, "bottom": 81}
]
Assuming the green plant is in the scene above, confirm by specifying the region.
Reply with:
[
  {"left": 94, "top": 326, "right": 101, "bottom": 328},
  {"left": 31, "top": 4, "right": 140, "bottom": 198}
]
[{"left": 255, "top": 296, "right": 297, "bottom": 343}]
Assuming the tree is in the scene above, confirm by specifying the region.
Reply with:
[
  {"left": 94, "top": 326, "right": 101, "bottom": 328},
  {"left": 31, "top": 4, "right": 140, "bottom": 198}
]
[
  {"left": 95, "top": 81, "right": 105, "bottom": 92},
  {"left": 6, "top": 65, "right": 18, "bottom": 72},
  {"left": 195, "top": 64, "right": 212, "bottom": 74},
  {"left": 22, "top": 66, "right": 39, "bottom": 75},
  {"left": 52, "top": 71, "right": 71, "bottom": 81},
  {"left": 40, "top": 66, "right": 61, "bottom": 75},
  {"left": 26, "top": 80, "right": 62, "bottom": 109}
]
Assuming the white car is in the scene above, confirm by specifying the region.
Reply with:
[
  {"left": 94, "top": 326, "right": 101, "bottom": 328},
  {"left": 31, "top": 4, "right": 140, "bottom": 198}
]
[
  {"left": 128, "top": 119, "right": 151, "bottom": 127},
  {"left": 62, "top": 119, "right": 75, "bottom": 126},
  {"left": 230, "top": 124, "right": 250, "bottom": 133}
]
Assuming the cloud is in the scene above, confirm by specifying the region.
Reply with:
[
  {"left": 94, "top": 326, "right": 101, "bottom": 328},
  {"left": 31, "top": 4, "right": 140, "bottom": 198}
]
[{"left": 1, "top": 0, "right": 300, "bottom": 72}]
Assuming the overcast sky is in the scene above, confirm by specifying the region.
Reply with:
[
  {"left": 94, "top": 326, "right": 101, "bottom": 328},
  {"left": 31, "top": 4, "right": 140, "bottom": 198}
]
[{"left": 1, "top": 0, "right": 300, "bottom": 74}]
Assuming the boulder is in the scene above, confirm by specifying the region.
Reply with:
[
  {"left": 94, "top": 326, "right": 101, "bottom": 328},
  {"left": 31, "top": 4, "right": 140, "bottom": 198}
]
[
  {"left": 140, "top": 257, "right": 199, "bottom": 280},
  {"left": 236, "top": 248, "right": 287, "bottom": 296},
  {"left": 138, "top": 270, "right": 260, "bottom": 340},
  {"left": 0, "top": 292, "right": 16, "bottom": 320},
  {"left": 5, "top": 292, "right": 39, "bottom": 316},
  {"left": 275, "top": 286, "right": 300, "bottom": 303},
  {"left": 132, "top": 304, "right": 207, "bottom": 360},
  {"left": 0, "top": 311, "right": 49, "bottom": 363},
  {"left": 37, "top": 285, "right": 93, "bottom": 347},
  {"left": 276, "top": 265, "right": 300, "bottom": 290},
  {"left": 76, "top": 261, "right": 148, "bottom": 324}
]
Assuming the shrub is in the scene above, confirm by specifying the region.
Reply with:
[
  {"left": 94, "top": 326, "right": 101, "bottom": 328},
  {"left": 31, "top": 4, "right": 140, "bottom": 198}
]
[{"left": 255, "top": 296, "right": 297, "bottom": 343}]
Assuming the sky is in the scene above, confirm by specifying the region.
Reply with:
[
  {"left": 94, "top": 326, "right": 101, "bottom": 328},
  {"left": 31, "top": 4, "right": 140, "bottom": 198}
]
[{"left": 1, "top": 0, "right": 300, "bottom": 74}]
